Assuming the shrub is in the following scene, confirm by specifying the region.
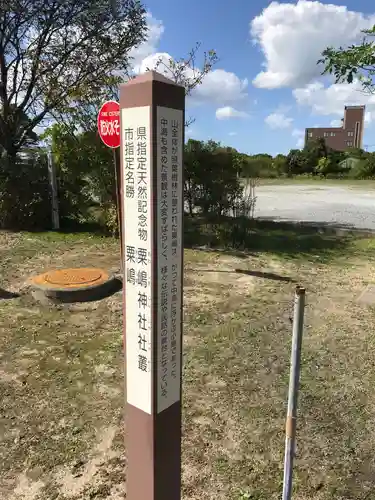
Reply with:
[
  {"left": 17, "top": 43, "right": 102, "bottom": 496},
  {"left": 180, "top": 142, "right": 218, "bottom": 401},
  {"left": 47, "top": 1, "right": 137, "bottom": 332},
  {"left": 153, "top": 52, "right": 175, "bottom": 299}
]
[
  {"left": 350, "top": 157, "right": 375, "bottom": 179},
  {"left": 0, "top": 152, "right": 51, "bottom": 230}
]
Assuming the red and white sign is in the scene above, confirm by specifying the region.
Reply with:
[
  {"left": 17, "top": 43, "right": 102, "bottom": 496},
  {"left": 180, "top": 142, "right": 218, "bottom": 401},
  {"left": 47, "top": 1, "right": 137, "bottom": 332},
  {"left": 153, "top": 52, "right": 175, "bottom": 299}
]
[{"left": 97, "top": 100, "right": 120, "bottom": 148}]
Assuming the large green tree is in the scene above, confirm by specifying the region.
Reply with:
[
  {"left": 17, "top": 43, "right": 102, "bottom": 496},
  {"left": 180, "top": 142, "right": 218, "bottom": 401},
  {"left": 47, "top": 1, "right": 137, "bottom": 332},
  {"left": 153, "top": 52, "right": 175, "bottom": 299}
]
[
  {"left": 0, "top": 0, "right": 147, "bottom": 160},
  {"left": 319, "top": 25, "right": 375, "bottom": 92}
]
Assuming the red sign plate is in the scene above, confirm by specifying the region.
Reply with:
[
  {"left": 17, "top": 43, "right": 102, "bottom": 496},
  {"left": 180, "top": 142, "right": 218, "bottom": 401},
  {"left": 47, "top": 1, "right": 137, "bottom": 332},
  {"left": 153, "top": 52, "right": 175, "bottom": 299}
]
[{"left": 97, "top": 100, "right": 120, "bottom": 148}]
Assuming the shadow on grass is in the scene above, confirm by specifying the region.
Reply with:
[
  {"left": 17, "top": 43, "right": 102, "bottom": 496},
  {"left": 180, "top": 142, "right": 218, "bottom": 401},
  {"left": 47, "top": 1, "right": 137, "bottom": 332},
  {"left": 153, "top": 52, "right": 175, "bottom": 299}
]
[
  {"left": 193, "top": 268, "right": 294, "bottom": 283},
  {"left": 235, "top": 269, "right": 295, "bottom": 282},
  {"left": 4, "top": 217, "right": 113, "bottom": 238},
  {"left": 184, "top": 214, "right": 372, "bottom": 261},
  {"left": 0, "top": 288, "right": 20, "bottom": 300},
  {"left": 5, "top": 214, "right": 373, "bottom": 263},
  {"left": 57, "top": 217, "right": 113, "bottom": 236}
]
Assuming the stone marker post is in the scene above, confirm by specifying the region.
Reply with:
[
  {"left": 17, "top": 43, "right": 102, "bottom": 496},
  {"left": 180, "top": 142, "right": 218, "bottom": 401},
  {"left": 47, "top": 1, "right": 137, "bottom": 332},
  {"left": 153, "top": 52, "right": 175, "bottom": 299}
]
[{"left": 120, "top": 71, "right": 185, "bottom": 500}]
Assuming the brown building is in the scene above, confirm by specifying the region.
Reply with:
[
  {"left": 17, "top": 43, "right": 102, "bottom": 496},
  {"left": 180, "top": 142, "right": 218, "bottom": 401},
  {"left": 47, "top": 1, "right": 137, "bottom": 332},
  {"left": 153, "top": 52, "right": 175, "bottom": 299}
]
[{"left": 305, "top": 105, "right": 365, "bottom": 151}]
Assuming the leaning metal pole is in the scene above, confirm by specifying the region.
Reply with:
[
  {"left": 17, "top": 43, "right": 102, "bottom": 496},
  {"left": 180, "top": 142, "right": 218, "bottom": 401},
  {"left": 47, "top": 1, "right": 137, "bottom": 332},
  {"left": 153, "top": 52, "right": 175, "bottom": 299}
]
[{"left": 282, "top": 285, "right": 306, "bottom": 500}]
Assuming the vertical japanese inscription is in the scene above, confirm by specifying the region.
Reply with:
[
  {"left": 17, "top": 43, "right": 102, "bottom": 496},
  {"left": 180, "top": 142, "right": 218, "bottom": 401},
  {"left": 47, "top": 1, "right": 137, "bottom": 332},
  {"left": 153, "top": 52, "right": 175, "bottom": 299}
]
[
  {"left": 122, "top": 106, "right": 152, "bottom": 414},
  {"left": 156, "top": 107, "right": 183, "bottom": 413}
]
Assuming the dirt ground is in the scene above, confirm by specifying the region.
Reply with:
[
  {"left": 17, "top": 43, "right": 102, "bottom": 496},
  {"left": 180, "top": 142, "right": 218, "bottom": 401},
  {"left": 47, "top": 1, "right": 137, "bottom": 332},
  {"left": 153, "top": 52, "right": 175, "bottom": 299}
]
[{"left": 1, "top": 229, "right": 375, "bottom": 499}]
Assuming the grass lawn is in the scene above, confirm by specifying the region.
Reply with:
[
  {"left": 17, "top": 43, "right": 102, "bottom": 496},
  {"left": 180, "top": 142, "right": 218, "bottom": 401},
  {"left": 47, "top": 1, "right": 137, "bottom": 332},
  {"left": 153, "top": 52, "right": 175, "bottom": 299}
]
[
  {"left": 256, "top": 177, "right": 375, "bottom": 190},
  {"left": 1, "top": 223, "right": 375, "bottom": 499}
]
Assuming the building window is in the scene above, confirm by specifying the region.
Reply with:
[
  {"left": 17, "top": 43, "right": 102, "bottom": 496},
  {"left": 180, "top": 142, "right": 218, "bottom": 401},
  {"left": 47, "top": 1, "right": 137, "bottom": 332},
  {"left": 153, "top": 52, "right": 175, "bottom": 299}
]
[
  {"left": 346, "top": 141, "right": 353, "bottom": 147},
  {"left": 323, "top": 132, "right": 328, "bottom": 137},
  {"left": 308, "top": 132, "right": 313, "bottom": 137},
  {"left": 348, "top": 131, "right": 354, "bottom": 137},
  {"left": 330, "top": 132, "right": 335, "bottom": 136}
]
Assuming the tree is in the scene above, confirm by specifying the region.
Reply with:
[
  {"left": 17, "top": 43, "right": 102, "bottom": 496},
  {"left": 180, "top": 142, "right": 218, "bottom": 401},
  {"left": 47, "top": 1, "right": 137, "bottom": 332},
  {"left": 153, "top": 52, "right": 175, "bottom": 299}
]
[
  {"left": 184, "top": 139, "right": 204, "bottom": 216},
  {"left": 0, "top": 147, "right": 50, "bottom": 229},
  {"left": 205, "top": 145, "right": 242, "bottom": 215},
  {"left": 0, "top": 0, "right": 148, "bottom": 160},
  {"left": 241, "top": 154, "right": 274, "bottom": 178},
  {"left": 350, "top": 152, "right": 375, "bottom": 178},
  {"left": 0, "top": 106, "right": 38, "bottom": 158},
  {"left": 146, "top": 45, "right": 218, "bottom": 128},
  {"left": 345, "top": 147, "right": 368, "bottom": 159},
  {"left": 286, "top": 149, "right": 308, "bottom": 176},
  {"left": 303, "top": 137, "right": 329, "bottom": 173},
  {"left": 184, "top": 139, "right": 242, "bottom": 216},
  {"left": 315, "top": 156, "right": 331, "bottom": 176},
  {"left": 319, "top": 25, "right": 375, "bottom": 93},
  {"left": 272, "top": 154, "right": 288, "bottom": 176},
  {"left": 42, "top": 120, "right": 132, "bottom": 232}
]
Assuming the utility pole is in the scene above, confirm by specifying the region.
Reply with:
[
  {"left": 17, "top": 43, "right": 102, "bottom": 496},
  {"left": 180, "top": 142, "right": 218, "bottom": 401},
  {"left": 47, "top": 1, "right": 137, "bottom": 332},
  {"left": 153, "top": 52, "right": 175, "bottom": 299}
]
[{"left": 47, "top": 150, "right": 60, "bottom": 230}]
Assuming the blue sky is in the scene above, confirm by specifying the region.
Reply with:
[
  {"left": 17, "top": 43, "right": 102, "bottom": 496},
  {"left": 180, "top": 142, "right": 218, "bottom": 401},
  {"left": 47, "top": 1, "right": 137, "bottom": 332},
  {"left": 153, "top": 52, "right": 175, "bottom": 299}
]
[{"left": 133, "top": 0, "right": 375, "bottom": 155}]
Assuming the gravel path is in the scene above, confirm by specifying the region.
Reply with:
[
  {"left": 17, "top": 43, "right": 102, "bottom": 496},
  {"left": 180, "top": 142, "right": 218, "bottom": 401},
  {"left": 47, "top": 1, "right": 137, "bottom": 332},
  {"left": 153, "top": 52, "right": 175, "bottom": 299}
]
[{"left": 251, "top": 184, "right": 375, "bottom": 231}]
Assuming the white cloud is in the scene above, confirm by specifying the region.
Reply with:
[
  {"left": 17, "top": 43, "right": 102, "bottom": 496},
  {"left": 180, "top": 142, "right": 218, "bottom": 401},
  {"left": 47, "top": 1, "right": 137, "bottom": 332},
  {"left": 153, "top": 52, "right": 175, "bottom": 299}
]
[
  {"left": 193, "top": 70, "right": 248, "bottom": 104},
  {"left": 330, "top": 119, "right": 343, "bottom": 127},
  {"left": 265, "top": 112, "right": 293, "bottom": 129},
  {"left": 293, "top": 79, "right": 375, "bottom": 120},
  {"left": 250, "top": 0, "right": 375, "bottom": 89},
  {"left": 185, "top": 127, "right": 196, "bottom": 137},
  {"left": 132, "top": 12, "right": 248, "bottom": 106},
  {"left": 134, "top": 51, "right": 173, "bottom": 76},
  {"left": 138, "top": 53, "right": 248, "bottom": 105},
  {"left": 130, "top": 13, "right": 164, "bottom": 70},
  {"left": 216, "top": 106, "right": 249, "bottom": 120},
  {"left": 292, "top": 128, "right": 303, "bottom": 136},
  {"left": 292, "top": 128, "right": 305, "bottom": 148},
  {"left": 365, "top": 111, "right": 375, "bottom": 124},
  {"left": 296, "top": 137, "right": 305, "bottom": 149},
  {"left": 229, "top": 131, "right": 237, "bottom": 136}
]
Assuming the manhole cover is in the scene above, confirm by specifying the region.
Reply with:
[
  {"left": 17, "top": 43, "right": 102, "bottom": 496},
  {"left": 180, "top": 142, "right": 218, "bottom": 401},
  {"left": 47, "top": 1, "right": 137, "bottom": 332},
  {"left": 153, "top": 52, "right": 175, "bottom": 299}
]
[
  {"left": 31, "top": 268, "right": 109, "bottom": 289},
  {"left": 45, "top": 268, "right": 103, "bottom": 286},
  {"left": 28, "top": 267, "right": 120, "bottom": 303}
]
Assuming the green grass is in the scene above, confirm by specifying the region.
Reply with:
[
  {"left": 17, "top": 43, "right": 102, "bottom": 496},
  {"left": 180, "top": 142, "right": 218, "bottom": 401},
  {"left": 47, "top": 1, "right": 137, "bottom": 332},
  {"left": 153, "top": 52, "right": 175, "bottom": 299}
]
[{"left": 1, "top": 229, "right": 375, "bottom": 499}]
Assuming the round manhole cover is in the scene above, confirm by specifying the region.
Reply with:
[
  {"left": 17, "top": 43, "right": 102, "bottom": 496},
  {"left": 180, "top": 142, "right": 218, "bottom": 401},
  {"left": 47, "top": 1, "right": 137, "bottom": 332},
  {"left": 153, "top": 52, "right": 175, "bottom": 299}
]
[{"left": 31, "top": 268, "right": 109, "bottom": 289}]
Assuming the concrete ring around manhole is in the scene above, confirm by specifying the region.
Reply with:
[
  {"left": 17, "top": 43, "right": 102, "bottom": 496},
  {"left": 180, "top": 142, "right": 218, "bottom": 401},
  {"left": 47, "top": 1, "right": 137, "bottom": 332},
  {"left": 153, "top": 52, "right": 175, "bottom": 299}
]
[{"left": 29, "top": 267, "right": 122, "bottom": 303}]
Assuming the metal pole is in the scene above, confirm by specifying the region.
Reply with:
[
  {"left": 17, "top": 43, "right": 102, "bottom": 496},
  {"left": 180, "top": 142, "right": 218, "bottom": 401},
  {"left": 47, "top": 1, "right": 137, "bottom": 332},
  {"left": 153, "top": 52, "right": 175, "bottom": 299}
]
[
  {"left": 113, "top": 148, "right": 123, "bottom": 270},
  {"left": 282, "top": 285, "right": 306, "bottom": 500},
  {"left": 47, "top": 150, "right": 60, "bottom": 230}
]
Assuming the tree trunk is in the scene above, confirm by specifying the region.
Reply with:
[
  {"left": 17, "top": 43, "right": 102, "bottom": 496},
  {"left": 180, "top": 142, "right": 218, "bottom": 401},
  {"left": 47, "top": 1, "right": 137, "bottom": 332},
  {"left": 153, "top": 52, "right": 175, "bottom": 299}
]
[
  {"left": 184, "top": 179, "right": 194, "bottom": 216},
  {"left": 1, "top": 146, "right": 19, "bottom": 175}
]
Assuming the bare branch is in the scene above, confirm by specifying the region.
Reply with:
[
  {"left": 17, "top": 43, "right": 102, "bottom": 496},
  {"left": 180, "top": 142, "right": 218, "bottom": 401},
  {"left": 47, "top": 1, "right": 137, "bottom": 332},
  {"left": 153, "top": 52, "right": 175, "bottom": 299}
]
[{"left": 185, "top": 116, "right": 195, "bottom": 128}]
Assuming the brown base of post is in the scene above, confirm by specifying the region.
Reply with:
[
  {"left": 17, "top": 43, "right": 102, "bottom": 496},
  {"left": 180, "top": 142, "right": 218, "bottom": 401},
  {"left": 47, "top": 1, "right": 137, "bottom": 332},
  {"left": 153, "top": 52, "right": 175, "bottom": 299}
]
[{"left": 126, "top": 403, "right": 181, "bottom": 500}]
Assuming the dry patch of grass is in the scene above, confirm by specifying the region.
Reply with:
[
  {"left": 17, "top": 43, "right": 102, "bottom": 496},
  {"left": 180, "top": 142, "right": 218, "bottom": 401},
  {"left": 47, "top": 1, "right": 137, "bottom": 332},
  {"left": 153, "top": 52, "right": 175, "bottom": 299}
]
[{"left": 0, "top": 230, "right": 375, "bottom": 499}]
